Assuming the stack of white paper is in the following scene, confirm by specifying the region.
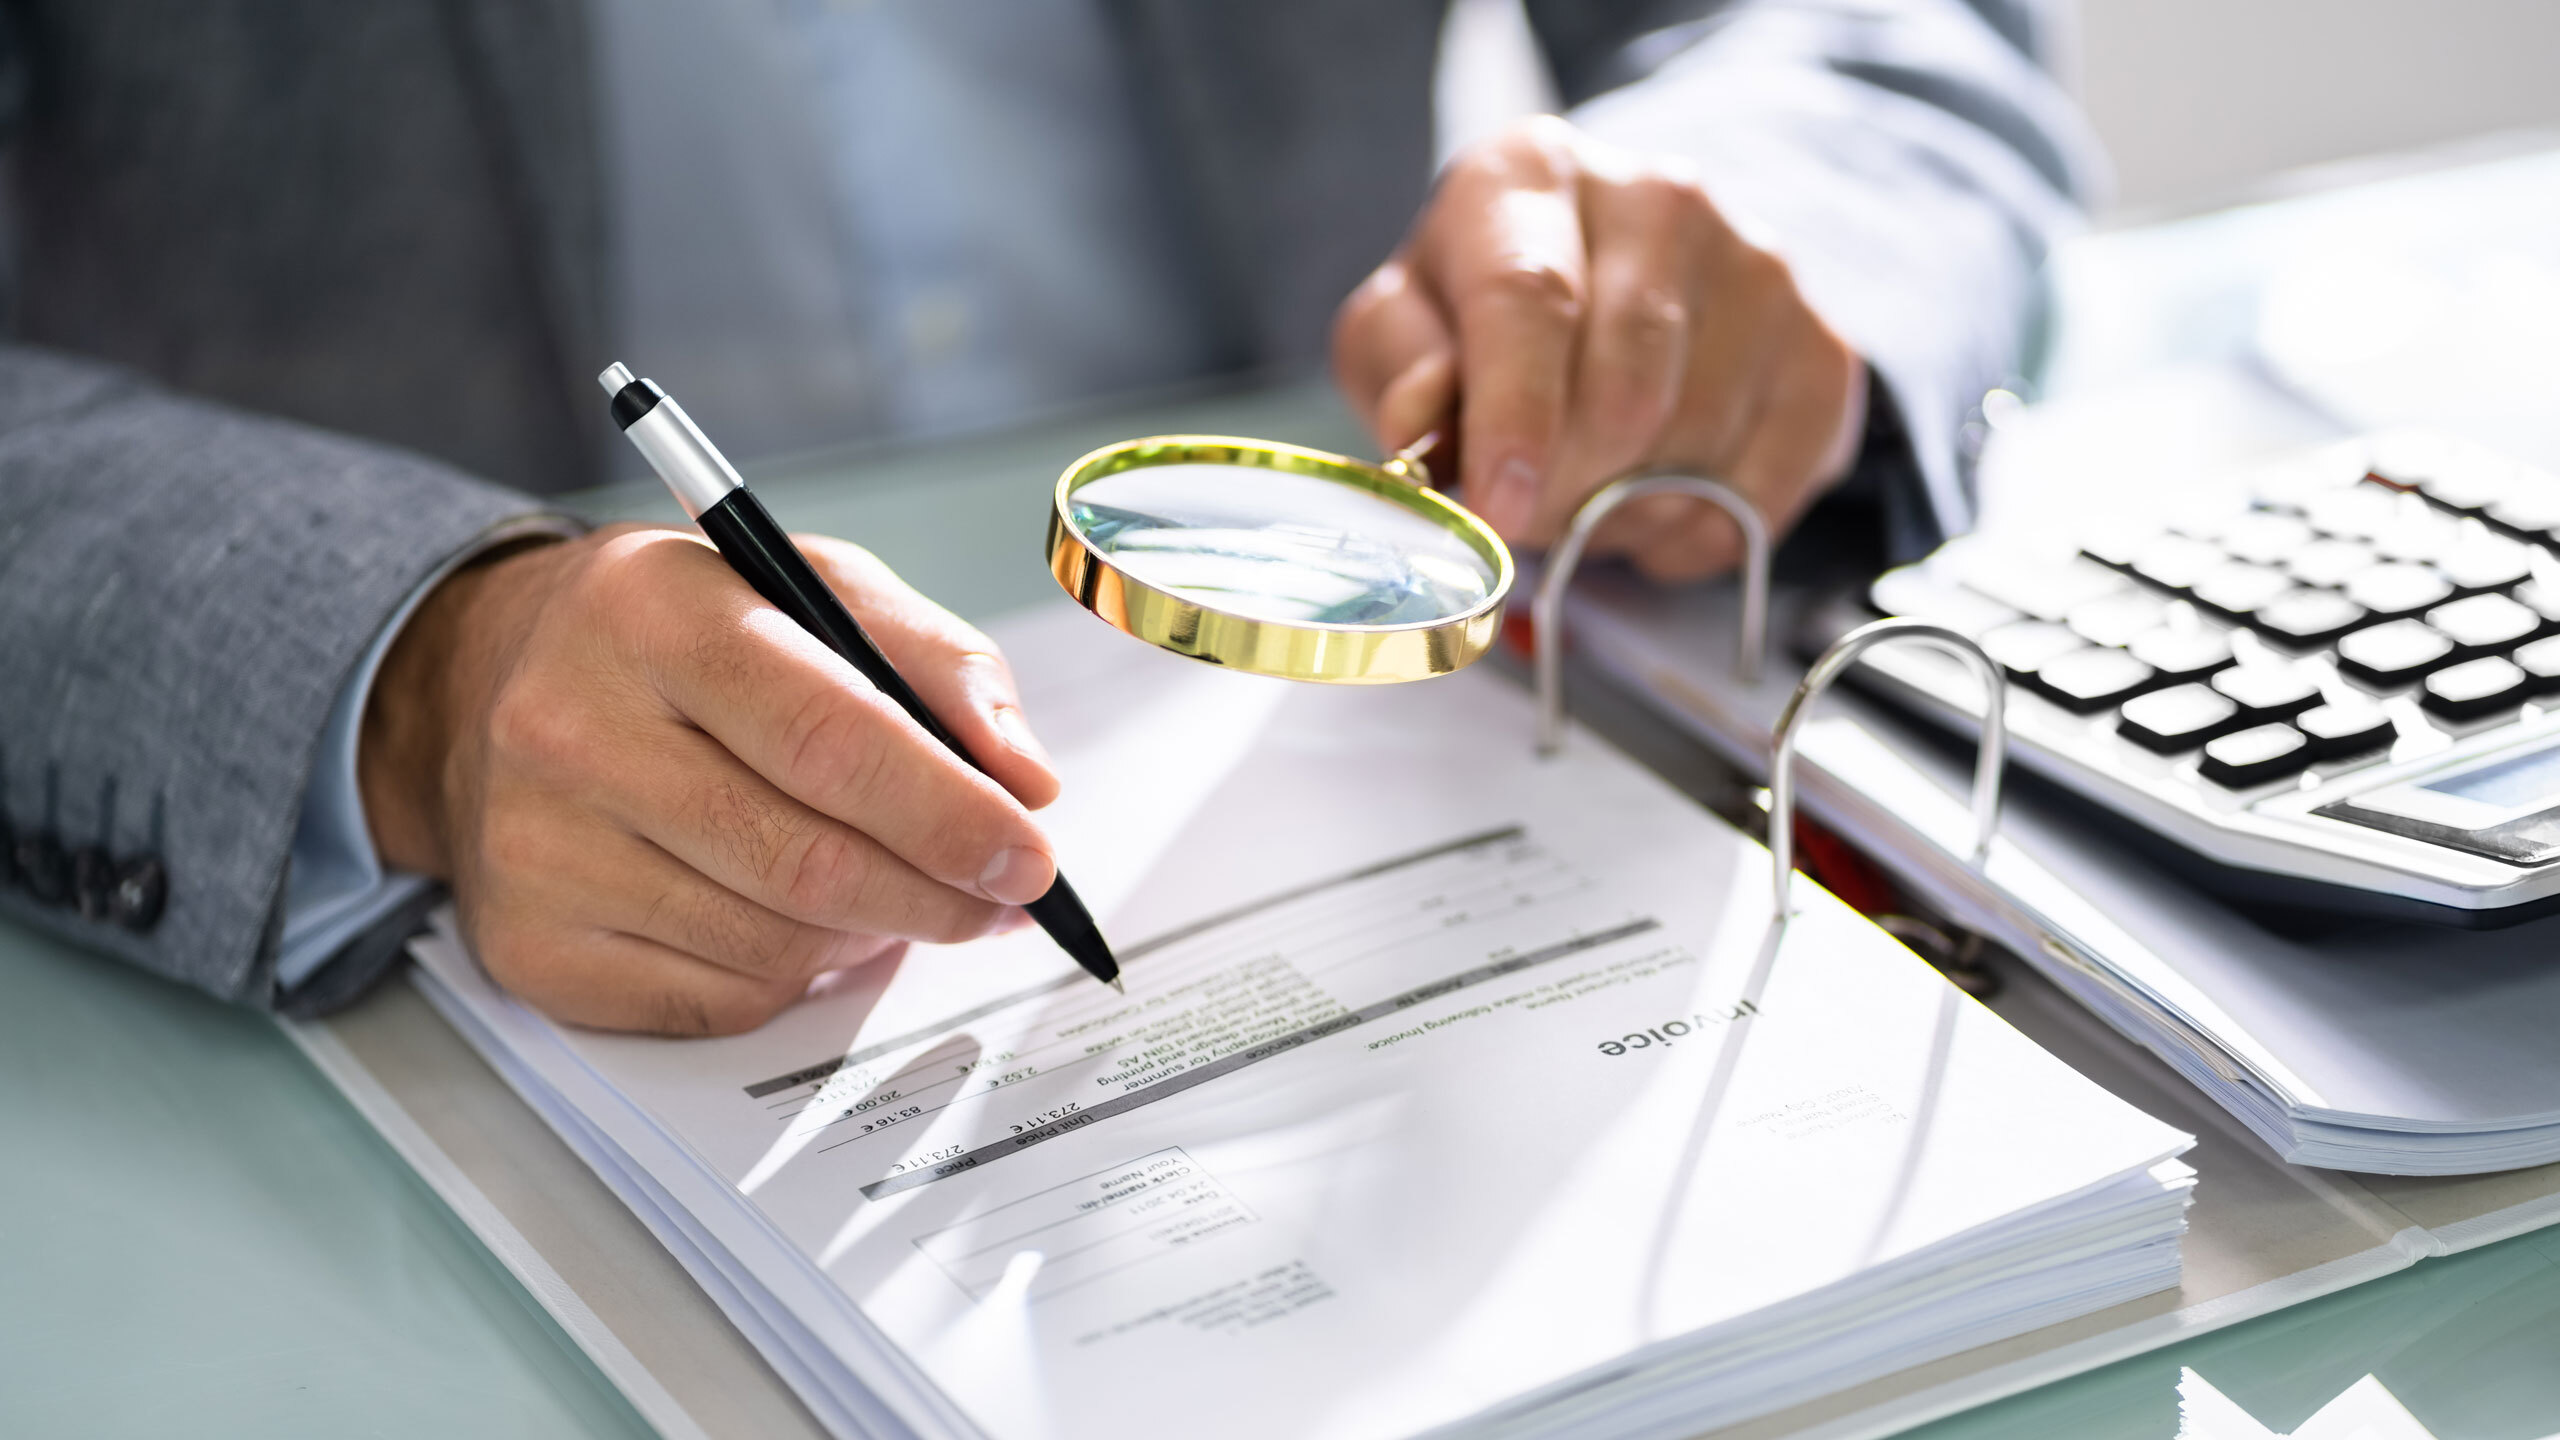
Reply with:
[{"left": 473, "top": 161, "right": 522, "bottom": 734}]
[{"left": 414, "top": 604, "right": 2192, "bottom": 1440}]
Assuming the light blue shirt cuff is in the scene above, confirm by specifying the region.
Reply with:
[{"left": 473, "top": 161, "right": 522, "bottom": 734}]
[{"left": 277, "top": 526, "right": 570, "bottom": 991}]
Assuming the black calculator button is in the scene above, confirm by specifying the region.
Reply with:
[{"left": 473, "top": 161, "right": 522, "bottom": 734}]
[
  {"left": 2033, "top": 647, "right": 2159, "bottom": 713},
  {"left": 2342, "top": 563, "right": 2455, "bottom": 619},
  {"left": 2130, "top": 535, "right": 2224, "bottom": 592},
  {"left": 2420, "top": 656, "right": 2531, "bottom": 722},
  {"left": 2118, "top": 684, "right": 2242, "bottom": 753},
  {"left": 1979, "top": 620, "right": 2083, "bottom": 679},
  {"left": 2435, "top": 537, "right": 2535, "bottom": 595},
  {"left": 2066, "top": 591, "right": 2169, "bottom": 649},
  {"left": 2208, "top": 663, "right": 2322, "bottom": 723},
  {"left": 2424, "top": 592, "right": 2543, "bottom": 658},
  {"left": 2253, "top": 588, "right": 2369, "bottom": 647},
  {"left": 2295, "top": 701, "right": 2396, "bottom": 760},
  {"left": 2189, "top": 561, "right": 2293, "bottom": 619},
  {"left": 2217, "top": 513, "right": 2314, "bottom": 566},
  {"left": 2514, "top": 635, "right": 2560, "bottom": 694},
  {"left": 2198, "top": 723, "right": 2315, "bottom": 788},
  {"left": 2286, "top": 539, "right": 2378, "bottom": 589},
  {"left": 2336, "top": 619, "right": 2458, "bottom": 687},
  {"left": 2127, "top": 626, "right": 2236, "bottom": 683}
]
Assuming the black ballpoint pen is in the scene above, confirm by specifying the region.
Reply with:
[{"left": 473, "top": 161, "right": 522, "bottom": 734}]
[{"left": 596, "top": 362, "right": 1122, "bottom": 993}]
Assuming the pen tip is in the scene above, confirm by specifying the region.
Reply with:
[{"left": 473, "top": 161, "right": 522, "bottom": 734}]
[
  {"left": 1107, "top": 976, "right": 1126, "bottom": 995},
  {"left": 597, "top": 361, "right": 634, "bottom": 395}
]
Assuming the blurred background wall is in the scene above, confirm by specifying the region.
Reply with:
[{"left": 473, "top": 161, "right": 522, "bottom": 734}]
[
  {"left": 2073, "top": 0, "right": 2560, "bottom": 218},
  {"left": 1437, "top": 0, "right": 2560, "bottom": 223}
]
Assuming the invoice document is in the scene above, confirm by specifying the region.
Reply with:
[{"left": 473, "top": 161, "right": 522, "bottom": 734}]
[{"left": 414, "top": 604, "right": 2191, "bottom": 1440}]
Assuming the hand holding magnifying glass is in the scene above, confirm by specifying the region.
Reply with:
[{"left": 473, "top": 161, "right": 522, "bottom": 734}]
[{"left": 1331, "top": 116, "right": 1869, "bottom": 583}]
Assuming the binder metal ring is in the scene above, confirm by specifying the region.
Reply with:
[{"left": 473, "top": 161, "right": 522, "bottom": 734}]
[
  {"left": 1767, "top": 618, "right": 2009, "bottom": 920},
  {"left": 1532, "top": 474, "right": 1771, "bottom": 755}
]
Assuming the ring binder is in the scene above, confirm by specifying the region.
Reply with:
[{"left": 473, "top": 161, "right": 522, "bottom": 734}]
[
  {"left": 1533, "top": 474, "right": 1771, "bottom": 754},
  {"left": 1770, "top": 618, "right": 2010, "bottom": 918}
]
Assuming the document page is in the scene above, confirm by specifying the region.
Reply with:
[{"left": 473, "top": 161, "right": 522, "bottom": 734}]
[{"left": 417, "top": 605, "right": 2188, "bottom": 1440}]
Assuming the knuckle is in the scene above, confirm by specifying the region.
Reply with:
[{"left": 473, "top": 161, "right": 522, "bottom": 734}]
[
  {"left": 1478, "top": 261, "right": 1585, "bottom": 326},
  {"left": 1619, "top": 283, "right": 1688, "bottom": 350},
  {"left": 648, "top": 986, "right": 723, "bottom": 1038},
  {"left": 696, "top": 776, "right": 816, "bottom": 895},
  {"left": 779, "top": 688, "right": 893, "bottom": 810},
  {"left": 484, "top": 680, "right": 583, "bottom": 776},
  {"left": 779, "top": 824, "right": 867, "bottom": 920}
]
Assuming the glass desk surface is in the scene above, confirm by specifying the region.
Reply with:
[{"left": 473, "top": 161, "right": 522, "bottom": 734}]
[{"left": 16, "top": 153, "right": 2560, "bottom": 1438}]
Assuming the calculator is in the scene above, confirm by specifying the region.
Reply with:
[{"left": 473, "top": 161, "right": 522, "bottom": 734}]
[{"left": 1836, "top": 432, "right": 2560, "bottom": 925}]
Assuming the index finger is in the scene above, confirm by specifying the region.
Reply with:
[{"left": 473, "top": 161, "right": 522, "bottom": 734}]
[
  {"left": 1416, "top": 122, "right": 1589, "bottom": 542},
  {"left": 795, "top": 535, "right": 1061, "bottom": 811},
  {"left": 630, "top": 538, "right": 1058, "bottom": 906}
]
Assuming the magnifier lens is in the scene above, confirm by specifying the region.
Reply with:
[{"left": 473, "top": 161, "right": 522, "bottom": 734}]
[{"left": 1068, "top": 463, "right": 1498, "bottom": 627}]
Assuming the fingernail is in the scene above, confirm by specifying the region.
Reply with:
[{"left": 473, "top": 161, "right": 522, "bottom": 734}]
[
  {"left": 990, "top": 705, "right": 1051, "bottom": 766},
  {"left": 1480, "top": 457, "right": 1538, "bottom": 535},
  {"left": 978, "top": 847, "right": 1055, "bottom": 906}
]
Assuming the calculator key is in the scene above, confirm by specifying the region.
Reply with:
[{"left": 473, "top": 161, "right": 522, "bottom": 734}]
[
  {"left": 2420, "top": 656, "right": 2531, "bottom": 722},
  {"left": 2079, "top": 531, "right": 2148, "bottom": 572},
  {"left": 2435, "top": 536, "right": 2535, "bottom": 595},
  {"left": 2370, "top": 507, "right": 2463, "bottom": 564},
  {"left": 2130, "top": 535, "right": 2225, "bottom": 592},
  {"left": 2066, "top": 591, "right": 2169, "bottom": 649},
  {"left": 2424, "top": 592, "right": 2543, "bottom": 658},
  {"left": 2341, "top": 563, "right": 2455, "bottom": 619},
  {"left": 2118, "top": 684, "right": 2242, "bottom": 753},
  {"left": 2304, "top": 485, "right": 2402, "bottom": 540},
  {"left": 2286, "top": 538, "right": 2379, "bottom": 589},
  {"left": 2412, "top": 462, "right": 2518, "bottom": 515},
  {"left": 2513, "top": 578, "right": 2560, "bottom": 625},
  {"left": 2208, "top": 663, "right": 2322, "bottom": 723},
  {"left": 2252, "top": 588, "right": 2369, "bottom": 648},
  {"left": 2295, "top": 700, "right": 2396, "bottom": 760},
  {"left": 1955, "top": 553, "right": 2131, "bottom": 624},
  {"left": 2188, "top": 561, "right": 2293, "bottom": 619},
  {"left": 2198, "top": 723, "right": 2315, "bottom": 788},
  {"left": 1979, "top": 620, "right": 2083, "bottom": 678},
  {"left": 2032, "top": 647, "right": 2158, "bottom": 713},
  {"left": 2216, "top": 512, "right": 2314, "bottom": 566},
  {"left": 2250, "top": 450, "right": 2368, "bottom": 512},
  {"left": 2514, "top": 635, "right": 2560, "bottom": 694},
  {"left": 2335, "top": 618, "right": 2457, "bottom": 687},
  {"left": 2127, "top": 626, "right": 2236, "bottom": 683},
  {"left": 1872, "top": 567, "right": 2018, "bottom": 637},
  {"left": 2486, "top": 485, "right": 2560, "bottom": 539}
]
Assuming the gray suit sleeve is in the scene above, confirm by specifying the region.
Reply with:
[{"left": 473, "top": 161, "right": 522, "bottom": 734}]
[
  {"left": 0, "top": 344, "right": 570, "bottom": 1009},
  {"left": 1525, "top": 0, "right": 2104, "bottom": 545}
]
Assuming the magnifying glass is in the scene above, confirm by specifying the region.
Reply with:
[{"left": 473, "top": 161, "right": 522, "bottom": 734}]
[{"left": 1048, "top": 435, "right": 1516, "bottom": 683}]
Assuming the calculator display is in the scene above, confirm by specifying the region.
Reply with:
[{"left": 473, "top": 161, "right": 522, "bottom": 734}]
[{"left": 2420, "top": 744, "right": 2560, "bottom": 811}]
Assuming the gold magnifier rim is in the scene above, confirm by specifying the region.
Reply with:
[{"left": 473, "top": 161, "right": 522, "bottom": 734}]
[{"left": 1048, "top": 435, "right": 1516, "bottom": 684}]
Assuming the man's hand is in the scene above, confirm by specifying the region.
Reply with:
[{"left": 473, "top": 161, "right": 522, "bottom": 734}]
[
  {"left": 1333, "top": 116, "right": 1867, "bottom": 582},
  {"left": 359, "top": 526, "right": 1061, "bottom": 1036}
]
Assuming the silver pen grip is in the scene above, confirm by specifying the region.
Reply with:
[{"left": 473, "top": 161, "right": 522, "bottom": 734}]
[{"left": 624, "top": 398, "right": 744, "bottom": 519}]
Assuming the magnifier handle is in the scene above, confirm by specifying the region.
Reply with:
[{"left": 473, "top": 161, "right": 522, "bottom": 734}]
[{"left": 1384, "top": 429, "right": 1453, "bottom": 492}]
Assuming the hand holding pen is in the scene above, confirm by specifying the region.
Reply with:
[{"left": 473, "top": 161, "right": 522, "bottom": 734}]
[{"left": 352, "top": 396, "right": 1107, "bottom": 1036}]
